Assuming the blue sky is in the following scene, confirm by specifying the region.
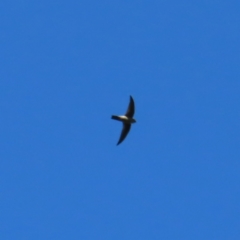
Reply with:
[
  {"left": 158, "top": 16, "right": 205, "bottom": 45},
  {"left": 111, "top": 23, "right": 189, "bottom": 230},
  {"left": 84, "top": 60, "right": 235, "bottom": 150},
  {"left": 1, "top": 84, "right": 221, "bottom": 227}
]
[{"left": 0, "top": 1, "right": 239, "bottom": 239}]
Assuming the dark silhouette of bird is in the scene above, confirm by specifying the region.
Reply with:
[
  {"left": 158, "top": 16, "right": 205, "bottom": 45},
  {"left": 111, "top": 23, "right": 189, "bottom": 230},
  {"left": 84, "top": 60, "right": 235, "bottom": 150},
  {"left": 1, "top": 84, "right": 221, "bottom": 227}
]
[{"left": 111, "top": 95, "right": 136, "bottom": 145}]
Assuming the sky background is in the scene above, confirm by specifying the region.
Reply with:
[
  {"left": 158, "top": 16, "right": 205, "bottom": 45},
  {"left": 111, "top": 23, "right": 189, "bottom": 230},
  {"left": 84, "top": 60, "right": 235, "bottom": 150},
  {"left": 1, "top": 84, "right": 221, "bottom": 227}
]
[{"left": 0, "top": 1, "right": 240, "bottom": 239}]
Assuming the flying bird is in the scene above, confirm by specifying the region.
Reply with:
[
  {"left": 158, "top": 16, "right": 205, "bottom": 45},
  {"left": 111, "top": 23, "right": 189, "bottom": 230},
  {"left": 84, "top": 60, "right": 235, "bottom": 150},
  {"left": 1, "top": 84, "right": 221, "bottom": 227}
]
[{"left": 111, "top": 95, "right": 136, "bottom": 145}]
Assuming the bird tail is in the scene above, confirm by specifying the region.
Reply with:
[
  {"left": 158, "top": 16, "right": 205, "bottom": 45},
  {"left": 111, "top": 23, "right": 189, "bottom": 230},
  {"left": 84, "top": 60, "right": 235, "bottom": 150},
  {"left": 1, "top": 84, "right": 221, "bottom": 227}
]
[{"left": 111, "top": 115, "right": 122, "bottom": 121}]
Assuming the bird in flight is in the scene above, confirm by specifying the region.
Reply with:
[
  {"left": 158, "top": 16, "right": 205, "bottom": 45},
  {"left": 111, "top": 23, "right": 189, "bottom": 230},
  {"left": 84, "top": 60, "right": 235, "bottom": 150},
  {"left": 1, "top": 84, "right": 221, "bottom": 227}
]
[{"left": 111, "top": 95, "right": 136, "bottom": 145}]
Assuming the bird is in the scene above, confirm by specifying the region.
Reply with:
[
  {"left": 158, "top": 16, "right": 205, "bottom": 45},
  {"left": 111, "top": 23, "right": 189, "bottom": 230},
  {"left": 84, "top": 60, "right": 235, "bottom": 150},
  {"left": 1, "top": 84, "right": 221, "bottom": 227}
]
[{"left": 111, "top": 95, "right": 136, "bottom": 145}]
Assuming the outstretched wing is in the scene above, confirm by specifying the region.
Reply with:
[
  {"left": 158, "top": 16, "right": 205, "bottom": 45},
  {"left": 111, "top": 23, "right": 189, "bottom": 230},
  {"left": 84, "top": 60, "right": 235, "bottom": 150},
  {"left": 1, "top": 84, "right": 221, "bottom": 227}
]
[
  {"left": 117, "top": 123, "right": 131, "bottom": 145},
  {"left": 125, "top": 95, "right": 135, "bottom": 118}
]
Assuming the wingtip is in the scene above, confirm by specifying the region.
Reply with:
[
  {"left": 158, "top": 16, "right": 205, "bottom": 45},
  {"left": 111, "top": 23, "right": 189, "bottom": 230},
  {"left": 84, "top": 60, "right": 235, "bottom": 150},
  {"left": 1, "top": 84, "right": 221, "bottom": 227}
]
[
  {"left": 117, "top": 139, "right": 123, "bottom": 145},
  {"left": 130, "top": 95, "right": 134, "bottom": 102}
]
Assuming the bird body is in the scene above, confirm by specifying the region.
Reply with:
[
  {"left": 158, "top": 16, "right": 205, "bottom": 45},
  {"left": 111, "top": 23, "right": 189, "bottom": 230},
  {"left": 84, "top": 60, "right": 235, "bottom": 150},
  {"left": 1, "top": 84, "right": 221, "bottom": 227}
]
[
  {"left": 111, "top": 115, "right": 136, "bottom": 124},
  {"left": 111, "top": 96, "right": 136, "bottom": 145}
]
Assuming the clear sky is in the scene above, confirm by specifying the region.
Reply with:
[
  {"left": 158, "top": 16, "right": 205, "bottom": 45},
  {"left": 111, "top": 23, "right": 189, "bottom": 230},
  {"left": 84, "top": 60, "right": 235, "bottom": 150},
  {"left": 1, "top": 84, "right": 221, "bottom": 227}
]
[{"left": 0, "top": 1, "right": 239, "bottom": 239}]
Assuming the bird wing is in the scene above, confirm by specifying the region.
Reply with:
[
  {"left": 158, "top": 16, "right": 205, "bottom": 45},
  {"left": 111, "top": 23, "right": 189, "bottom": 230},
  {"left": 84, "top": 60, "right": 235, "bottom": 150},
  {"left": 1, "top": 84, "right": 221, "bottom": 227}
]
[
  {"left": 125, "top": 95, "right": 135, "bottom": 118},
  {"left": 117, "top": 123, "right": 131, "bottom": 145}
]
